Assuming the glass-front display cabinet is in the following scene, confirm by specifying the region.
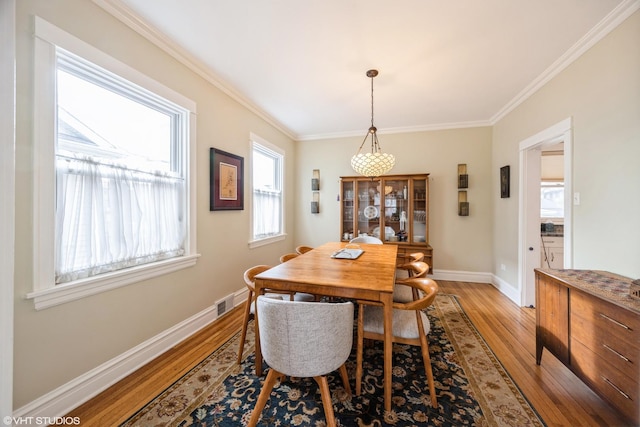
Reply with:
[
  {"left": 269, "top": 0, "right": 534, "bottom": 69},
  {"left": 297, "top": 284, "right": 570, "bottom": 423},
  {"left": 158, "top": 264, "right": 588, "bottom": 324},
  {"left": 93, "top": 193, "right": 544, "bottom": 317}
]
[{"left": 340, "top": 174, "right": 432, "bottom": 271}]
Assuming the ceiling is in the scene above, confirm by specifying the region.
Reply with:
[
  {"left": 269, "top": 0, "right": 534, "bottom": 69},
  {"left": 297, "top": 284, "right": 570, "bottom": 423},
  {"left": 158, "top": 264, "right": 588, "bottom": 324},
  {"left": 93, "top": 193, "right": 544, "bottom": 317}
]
[{"left": 111, "top": 0, "right": 629, "bottom": 140}]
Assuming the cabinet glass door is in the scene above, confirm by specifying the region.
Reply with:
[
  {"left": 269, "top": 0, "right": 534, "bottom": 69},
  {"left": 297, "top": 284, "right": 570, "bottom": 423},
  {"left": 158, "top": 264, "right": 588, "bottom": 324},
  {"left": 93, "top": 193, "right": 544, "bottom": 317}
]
[
  {"left": 341, "top": 180, "right": 355, "bottom": 241},
  {"left": 412, "top": 178, "right": 428, "bottom": 243},
  {"left": 356, "top": 179, "right": 381, "bottom": 238},
  {"left": 380, "top": 178, "right": 409, "bottom": 242}
]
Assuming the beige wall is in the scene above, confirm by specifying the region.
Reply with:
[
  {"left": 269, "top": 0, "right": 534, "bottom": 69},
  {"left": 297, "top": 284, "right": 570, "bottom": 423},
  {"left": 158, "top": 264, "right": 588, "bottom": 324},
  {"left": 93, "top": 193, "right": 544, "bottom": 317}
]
[
  {"left": 14, "top": 0, "right": 296, "bottom": 407},
  {"left": 492, "top": 10, "right": 640, "bottom": 284},
  {"left": 295, "top": 127, "right": 494, "bottom": 273},
  {"left": 12, "top": 0, "right": 639, "bottom": 413}
]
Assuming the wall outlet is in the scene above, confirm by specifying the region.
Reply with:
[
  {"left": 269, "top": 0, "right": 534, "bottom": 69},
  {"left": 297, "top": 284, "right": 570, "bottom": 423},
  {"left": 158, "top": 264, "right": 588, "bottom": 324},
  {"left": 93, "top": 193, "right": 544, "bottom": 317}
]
[
  {"left": 500, "top": 264, "right": 506, "bottom": 271},
  {"left": 573, "top": 192, "right": 580, "bottom": 205}
]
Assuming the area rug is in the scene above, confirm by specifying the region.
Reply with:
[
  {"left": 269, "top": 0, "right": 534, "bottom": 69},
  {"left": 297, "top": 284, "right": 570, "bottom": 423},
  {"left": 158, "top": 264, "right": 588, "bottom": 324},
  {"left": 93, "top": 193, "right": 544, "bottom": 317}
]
[{"left": 122, "top": 295, "right": 545, "bottom": 426}]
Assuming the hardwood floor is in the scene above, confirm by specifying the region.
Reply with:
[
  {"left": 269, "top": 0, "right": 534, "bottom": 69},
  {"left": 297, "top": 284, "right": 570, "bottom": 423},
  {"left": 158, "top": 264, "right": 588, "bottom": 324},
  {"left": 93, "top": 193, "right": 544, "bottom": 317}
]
[{"left": 66, "top": 281, "right": 632, "bottom": 426}]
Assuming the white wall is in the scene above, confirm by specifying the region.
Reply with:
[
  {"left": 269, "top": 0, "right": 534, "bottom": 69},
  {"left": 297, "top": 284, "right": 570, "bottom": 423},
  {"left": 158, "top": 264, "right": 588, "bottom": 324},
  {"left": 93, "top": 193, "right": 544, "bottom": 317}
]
[
  {"left": 295, "top": 127, "right": 494, "bottom": 273},
  {"left": 13, "top": 0, "right": 296, "bottom": 409},
  {"left": 11, "top": 0, "right": 639, "bottom": 415},
  {"left": 492, "top": 10, "right": 640, "bottom": 284}
]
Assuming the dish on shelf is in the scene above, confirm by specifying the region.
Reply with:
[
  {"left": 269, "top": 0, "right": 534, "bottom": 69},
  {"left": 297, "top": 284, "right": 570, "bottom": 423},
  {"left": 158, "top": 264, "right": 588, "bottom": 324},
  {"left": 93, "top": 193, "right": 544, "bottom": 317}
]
[
  {"left": 372, "top": 226, "right": 395, "bottom": 238},
  {"left": 363, "top": 205, "right": 378, "bottom": 219}
]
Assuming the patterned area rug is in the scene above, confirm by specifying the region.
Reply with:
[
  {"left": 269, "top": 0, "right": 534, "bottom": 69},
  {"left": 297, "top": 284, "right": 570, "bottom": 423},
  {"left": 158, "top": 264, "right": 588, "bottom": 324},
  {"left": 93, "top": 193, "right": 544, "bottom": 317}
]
[{"left": 122, "top": 295, "right": 545, "bottom": 426}]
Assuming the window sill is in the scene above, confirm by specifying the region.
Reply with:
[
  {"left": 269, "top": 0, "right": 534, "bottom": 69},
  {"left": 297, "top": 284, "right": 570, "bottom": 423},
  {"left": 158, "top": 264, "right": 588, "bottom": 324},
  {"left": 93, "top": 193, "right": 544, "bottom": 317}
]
[
  {"left": 26, "top": 254, "right": 200, "bottom": 310},
  {"left": 249, "top": 233, "right": 286, "bottom": 249}
]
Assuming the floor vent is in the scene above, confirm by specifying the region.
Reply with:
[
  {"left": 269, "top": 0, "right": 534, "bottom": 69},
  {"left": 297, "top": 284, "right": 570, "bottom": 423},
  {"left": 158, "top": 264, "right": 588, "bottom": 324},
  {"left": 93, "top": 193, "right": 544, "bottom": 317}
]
[{"left": 216, "top": 295, "right": 234, "bottom": 318}]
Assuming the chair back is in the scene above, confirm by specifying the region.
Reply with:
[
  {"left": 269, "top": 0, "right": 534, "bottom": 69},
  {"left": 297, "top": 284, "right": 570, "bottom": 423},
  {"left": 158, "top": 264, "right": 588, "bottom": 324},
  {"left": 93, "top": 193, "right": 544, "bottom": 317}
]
[
  {"left": 398, "top": 261, "right": 430, "bottom": 279},
  {"left": 257, "top": 296, "right": 354, "bottom": 378},
  {"left": 349, "top": 236, "right": 383, "bottom": 244},
  {"left": 295, "top": 245, "right": 313, "bottom": 254},
  {"left": 244, "top": 265, "right": 271, "bottom": 292},
  {"left": 279, "top": 253, "right": 299, "bottom": 263},
  {"left": 393, "top": 277, "right": 439, "bottom": 311}
]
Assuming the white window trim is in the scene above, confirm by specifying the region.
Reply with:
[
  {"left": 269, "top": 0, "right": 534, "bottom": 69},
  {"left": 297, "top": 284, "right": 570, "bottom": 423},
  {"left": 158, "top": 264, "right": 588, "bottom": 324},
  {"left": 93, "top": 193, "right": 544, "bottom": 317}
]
[
  {"left": 28, "top": 17, "right": 199, "bottom": 310},
  {"left": 248, "top": 132, "right": 286, "bottom": 248}
]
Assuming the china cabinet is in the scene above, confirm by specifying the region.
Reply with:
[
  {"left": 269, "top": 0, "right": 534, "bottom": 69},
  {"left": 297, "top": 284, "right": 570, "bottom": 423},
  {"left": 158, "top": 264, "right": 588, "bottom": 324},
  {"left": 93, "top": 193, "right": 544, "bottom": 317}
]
[{"left": 339, "top": 174, "right": 432, "bottom": 271}]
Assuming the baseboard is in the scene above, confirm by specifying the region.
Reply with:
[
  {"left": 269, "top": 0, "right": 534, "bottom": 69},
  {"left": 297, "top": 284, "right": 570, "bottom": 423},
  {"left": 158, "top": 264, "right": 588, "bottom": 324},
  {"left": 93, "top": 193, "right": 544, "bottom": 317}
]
[
  {"left": 431, "top": 269, "right": 493, "bottom": 284},
  {"left": 13, "top": 271, "right": 518, "bottom": 419},
  {"left": 13, "top": 303, "right": 220, "bottom": 420},
  {"left": 432, "top": 269, "right": 521, "bottom": 306},
  {"left": 490, "top": 274, "right": 522, "bottom": 305}
]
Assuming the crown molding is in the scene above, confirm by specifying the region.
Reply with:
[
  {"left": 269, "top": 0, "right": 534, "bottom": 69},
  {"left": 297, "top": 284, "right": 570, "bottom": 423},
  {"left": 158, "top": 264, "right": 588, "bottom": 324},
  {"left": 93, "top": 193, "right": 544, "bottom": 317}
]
[
  {"left": 490, "top": 0, "right": 640, "bottom": 125},
  {"left": 297, "top": 119, "right": 493, "bottom": 142},
  {"left": 92, "top": 0, "right": 297, "bottom": 141},
  {"left": 94, "top": 0, "right": 638, "bottom": 142}
]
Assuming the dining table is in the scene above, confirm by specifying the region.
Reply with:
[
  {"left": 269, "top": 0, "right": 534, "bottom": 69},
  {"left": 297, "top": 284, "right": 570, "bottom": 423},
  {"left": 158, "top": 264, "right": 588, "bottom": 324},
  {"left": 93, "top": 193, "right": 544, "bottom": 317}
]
[{"left": 253, "top": 241, "right": 398, "bottom": 412}]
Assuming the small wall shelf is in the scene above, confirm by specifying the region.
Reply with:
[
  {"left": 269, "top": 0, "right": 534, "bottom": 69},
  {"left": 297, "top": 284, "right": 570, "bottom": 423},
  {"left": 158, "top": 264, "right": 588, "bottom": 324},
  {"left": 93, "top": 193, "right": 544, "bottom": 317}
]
[
  {"left": 458, "top": 164, "right": 469, "bottom": 216},
  {"left": 311, "top": 169, "right": 320, "bottom": 213}
]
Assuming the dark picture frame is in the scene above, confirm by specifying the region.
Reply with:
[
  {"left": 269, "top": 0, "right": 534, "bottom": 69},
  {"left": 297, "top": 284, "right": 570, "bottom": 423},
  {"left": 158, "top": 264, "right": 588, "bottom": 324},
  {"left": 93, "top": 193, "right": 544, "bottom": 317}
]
[
  {"left": 500, "top": 165, "right": 510, "bottom": 198},
  {"left": 210, "top": 148, "right": 244, "bottom": 211}
]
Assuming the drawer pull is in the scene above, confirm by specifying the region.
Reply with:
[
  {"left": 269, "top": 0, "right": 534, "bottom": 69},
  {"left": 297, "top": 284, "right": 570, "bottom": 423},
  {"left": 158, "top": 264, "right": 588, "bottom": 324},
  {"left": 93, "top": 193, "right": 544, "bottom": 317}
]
[
  {"left": 599, "top": 313, "right": 631, "bottom": 330},
  {"left": 603, "top": 344, "right": 631, "bottom": 362},
  {"left": 601, "top": 376, "right": 631, "bottom": 400}
]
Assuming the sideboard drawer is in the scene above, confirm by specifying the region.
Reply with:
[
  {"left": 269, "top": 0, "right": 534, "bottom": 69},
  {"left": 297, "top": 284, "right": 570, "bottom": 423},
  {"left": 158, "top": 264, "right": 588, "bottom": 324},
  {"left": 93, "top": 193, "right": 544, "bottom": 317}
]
[
  {"left": 571, "top": 289, "right": 640, "bottom": 349},
  {"left": 571, "top": 314, "right": 639, "bottom": 380},
  {"left": 571, "top": 339, "right": 638, "bottom": 423}
]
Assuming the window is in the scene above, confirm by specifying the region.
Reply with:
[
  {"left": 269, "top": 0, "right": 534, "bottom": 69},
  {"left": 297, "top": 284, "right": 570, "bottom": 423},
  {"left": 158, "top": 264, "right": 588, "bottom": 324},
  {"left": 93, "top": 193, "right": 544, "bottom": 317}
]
[
  {"left": 30, "top": 17, "right": 197, "bottom": 309},
  {"left": 251, "top": 134, "right": 285, "bottom": 246},
  {"left": 541, "top": 181, "right": 564, "bottom": 218}
]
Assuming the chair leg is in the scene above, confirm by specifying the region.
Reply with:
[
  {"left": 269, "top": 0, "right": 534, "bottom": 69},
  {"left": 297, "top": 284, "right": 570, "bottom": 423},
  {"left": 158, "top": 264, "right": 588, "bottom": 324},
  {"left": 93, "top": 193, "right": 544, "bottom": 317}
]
[
  {"left": 355, "top": 304, "right": 365, "bottom": 395},
  {"left": 237, "top": 292, "right": 254, "bottom": 364},
  {"left": 313, "top": 376, "right": 337, "bottom": 427},
  {"left": 248, "top": 368, "right": 282, "bottom": 427},
  {"left": 338, "top": 363, "right": 351, "bottom": 395},
  {"left": 419, "top": 333, "right": 437, "bottom": 407}
]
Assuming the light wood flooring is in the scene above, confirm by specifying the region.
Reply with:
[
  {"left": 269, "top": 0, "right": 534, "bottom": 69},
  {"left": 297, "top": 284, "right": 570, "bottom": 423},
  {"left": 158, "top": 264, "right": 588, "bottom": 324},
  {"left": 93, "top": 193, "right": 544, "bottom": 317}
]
[{"left": 66, "top": 281, "right": 632, "bottom": 426}]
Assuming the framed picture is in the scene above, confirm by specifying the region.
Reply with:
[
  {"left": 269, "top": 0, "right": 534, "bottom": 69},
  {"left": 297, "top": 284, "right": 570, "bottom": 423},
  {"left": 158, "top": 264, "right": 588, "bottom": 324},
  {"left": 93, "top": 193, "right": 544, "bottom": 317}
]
[
  {"left": 500, "top": 165, "right": 510, "bottom": 198},
  {"left": 210, "top": 148, "right": 244, "bottom": 210}
]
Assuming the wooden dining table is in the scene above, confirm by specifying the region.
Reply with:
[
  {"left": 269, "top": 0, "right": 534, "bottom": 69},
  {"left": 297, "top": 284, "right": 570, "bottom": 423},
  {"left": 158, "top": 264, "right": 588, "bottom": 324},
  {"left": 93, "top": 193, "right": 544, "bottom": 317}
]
[{"left": 254, "top": 241, "right": 398, "bottom": 412}]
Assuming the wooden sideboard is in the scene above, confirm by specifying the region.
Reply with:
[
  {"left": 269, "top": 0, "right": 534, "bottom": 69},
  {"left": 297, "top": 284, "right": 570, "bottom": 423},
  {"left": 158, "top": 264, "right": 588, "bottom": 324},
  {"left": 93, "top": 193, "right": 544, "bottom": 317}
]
[{"left": 535, "top": 269, "right": 639, "bottom": 425}]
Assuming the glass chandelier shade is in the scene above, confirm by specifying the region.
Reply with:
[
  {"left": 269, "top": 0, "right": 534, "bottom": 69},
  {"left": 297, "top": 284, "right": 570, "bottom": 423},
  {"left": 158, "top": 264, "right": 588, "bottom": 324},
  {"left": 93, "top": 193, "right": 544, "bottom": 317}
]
[
  {"left": 351, "top": 127, "right": 395, "bottom": 178},
  {"left": 351, "top": 69, "right": 395, "bottom": 178}
]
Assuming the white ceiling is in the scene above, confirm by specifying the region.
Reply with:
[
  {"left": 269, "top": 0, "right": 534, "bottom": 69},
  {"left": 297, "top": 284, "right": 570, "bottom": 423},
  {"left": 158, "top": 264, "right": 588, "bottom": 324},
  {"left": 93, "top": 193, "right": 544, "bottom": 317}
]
[{"left": 110, "top": 0, "right": 630, "bottom": 140}]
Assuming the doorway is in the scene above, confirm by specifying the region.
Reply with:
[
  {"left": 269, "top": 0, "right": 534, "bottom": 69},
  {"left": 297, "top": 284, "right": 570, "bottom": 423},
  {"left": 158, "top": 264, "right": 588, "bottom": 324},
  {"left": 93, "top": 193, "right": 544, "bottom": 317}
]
[{"left": 518, "top": 118, "right": 573, "bottom": 307}]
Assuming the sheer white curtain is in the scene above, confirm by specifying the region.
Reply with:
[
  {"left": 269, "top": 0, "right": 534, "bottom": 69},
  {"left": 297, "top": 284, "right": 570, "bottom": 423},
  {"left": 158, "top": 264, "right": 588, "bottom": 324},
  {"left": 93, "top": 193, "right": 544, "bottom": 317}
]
[
  {"left": 253, "top": 188, "right": 281, "bottom": 239},
  {"left": 55, "top": 156, "right": 185, "bottom": 284}
]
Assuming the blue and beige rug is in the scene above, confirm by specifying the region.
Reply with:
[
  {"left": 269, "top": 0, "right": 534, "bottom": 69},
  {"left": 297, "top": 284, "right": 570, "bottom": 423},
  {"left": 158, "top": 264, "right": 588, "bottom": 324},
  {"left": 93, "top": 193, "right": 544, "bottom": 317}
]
[{"left": 122, "top": 295, "right": 545, "bottom": 426}]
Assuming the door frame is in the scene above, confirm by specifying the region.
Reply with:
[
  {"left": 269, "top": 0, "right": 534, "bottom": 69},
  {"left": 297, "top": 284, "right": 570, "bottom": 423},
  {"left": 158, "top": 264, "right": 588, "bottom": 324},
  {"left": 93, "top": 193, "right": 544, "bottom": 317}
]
[
  {"left": 518, "top": 117, "right": 573, "bottom": 306},
  {"left": 0, "top": 0, "right": 16, "bottom": 418}
]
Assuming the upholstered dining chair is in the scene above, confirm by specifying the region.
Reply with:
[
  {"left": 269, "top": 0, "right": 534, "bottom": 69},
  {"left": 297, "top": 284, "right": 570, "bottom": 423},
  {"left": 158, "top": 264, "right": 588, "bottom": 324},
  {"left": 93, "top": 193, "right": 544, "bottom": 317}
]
[
  {"left": 279, "top": 252, "right": 299, "bottom": 263},
  {"left": 248, "top": 297, "right": 354, "bottom": 427},
  {"left": 349, "top": 236, "right": 383, "bottom": 244},
  {"left": 237, "top": 265, "right": 315, "bottom": 364},
  {"left": 295, "top": 245, "right": 314, "bottom": 254},
  {"left": 394, "top": 260, "right": 429, "bottom": 302},
  {"left": 396, "top": 252, "right": 425, "bottom": 279},
  {"left": 355, "top": 276, "right": 439, "bottom": 408}
]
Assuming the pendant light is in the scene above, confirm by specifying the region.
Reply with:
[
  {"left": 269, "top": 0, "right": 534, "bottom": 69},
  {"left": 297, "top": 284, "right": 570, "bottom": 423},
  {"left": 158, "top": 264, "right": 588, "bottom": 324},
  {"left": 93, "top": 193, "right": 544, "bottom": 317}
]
[{"left": 351, "top": 69, "right": 395, "bottom": 178}]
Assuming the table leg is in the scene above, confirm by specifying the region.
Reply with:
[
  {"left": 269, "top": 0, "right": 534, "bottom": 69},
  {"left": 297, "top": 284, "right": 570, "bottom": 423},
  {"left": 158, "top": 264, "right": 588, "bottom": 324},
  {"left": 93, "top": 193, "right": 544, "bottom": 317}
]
[
  {"left": 382, "top": 292, "right": 393, "bottom": 412},
  {"left": 254, "top": 284, "right": 263, "bottom": 376}
]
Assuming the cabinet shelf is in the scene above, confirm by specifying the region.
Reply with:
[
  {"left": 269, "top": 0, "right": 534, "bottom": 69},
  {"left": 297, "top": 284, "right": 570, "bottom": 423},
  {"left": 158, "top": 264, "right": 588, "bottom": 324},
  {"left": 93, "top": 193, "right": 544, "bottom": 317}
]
[{"left": 340, "top": 173, "right": 433, "bottom": 272}]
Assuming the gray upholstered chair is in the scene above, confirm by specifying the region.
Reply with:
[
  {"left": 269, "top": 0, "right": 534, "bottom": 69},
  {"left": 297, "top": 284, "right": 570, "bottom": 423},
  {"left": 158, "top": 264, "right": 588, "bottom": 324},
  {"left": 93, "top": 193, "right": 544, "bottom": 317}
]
[
  {"left": 349, "top": 236, "right": 383, "bottom": 244},
  {"left": 355, "top": 277, "right": 439, "bottom": 408},
  {"left": 237, "top": 265, "right": 314, "bottom": 364},
  {"left": 248, "top": 297, "right": 354, "bottom": 427}
]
